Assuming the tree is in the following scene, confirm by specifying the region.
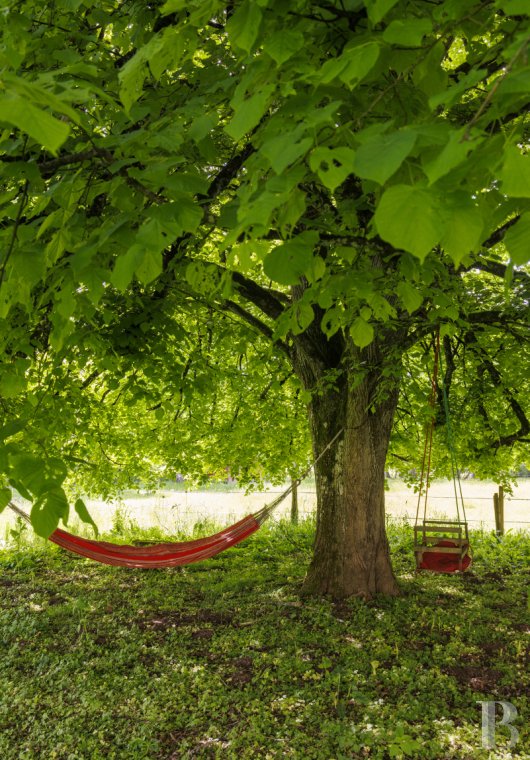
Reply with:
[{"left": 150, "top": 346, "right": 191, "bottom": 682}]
[{"left": 0, "top": 0, "right": 529, "bottom": 598}]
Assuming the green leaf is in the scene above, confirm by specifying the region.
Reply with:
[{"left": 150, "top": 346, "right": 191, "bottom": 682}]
[
  {"left": 354, "top": 130, "right": 416, "bottom": 185},
  {"left": 291, "top": 303, "right": 315, "bottom": 335},
  {"left": 2, "top": 72, "right": 79, "bottom": 124},
  {"left": 350, "top": 317, "right": 374, "bottom": 348},
  {"left": 10, "top": 455, "right": 67, "bottom": 498},
  {"left": 374, "top": 185, "right": 443, "bottom": 261},
  {"left": 79, "top": 267, "right": 106, "bottom": 305},
  {"left": 424, "top": 129, "right": 482, "bottom": 185},
  {"left": 56, "top": 288, "right": 76, "bottom": 320},
  {"left": 339, "top": 42, "right": 380, "bottom": 88},
  {"left": 413, "top": 42, "right": 448, "bottom": 97},
  {"left": 310, "top": 147, "right": 356, "bottom": 192},
  {"left": 225, "top": 85, "right": 275, "bottom": 142},
  {"left": 45, "top": 230, "right": 68, "bottom": 266},
  {"left": 136, "top": 217, "right": 172, "bottom": 249},
  {"left": 0, "top": 486, "right": 11, "bottom": 512},
  {"left": 118, "top": 29, "right": 186, "bottom": 111},
  {"left": 306, "top": 255, "right": 326, "bottom": 283},
  {"left": 0, "top": 420, "right": 26, "bottom": 442},
  {"left": 74, "top": 497, "right": 99, "bottom": 536},
  {"left": 499, "top": 0, "right": 530, "bottom": 14},
  {"left": 0, "top": 94, "right": 70, "bottom": 154},
  {"left": 226, "top": 3, "right": 262, "bottom": 53},
  {"left": 169, "top": 198, "right": 203, "bottom": 234},
  {"left": 135, "top": 247, "right": 163, "bottom": 285},
  {"left": 263, "top": 232, "right": 319, "bottom": 285},
  {"left": 316, "top": 42, "right": 379, "bottom": 87},
  {"left": 118, "top": 55, "right": 147, "bottom": 113},
  {"left": 429, "top": 69, "right": 486, "bottom": 110},
  {"left": 277, "top": 188, "right": 307, "bottom": 232},
  {"left": 261, "top": 134, "right": 312, "bottom": 174},
  {"left": 363, "top": 0, "right": 399, "bottom": 24},
  {"left": 111, "top": 246, "right": 143, "bottom": 292},
  {"left": 185, "top": 261, "right": 218, "bottom": 294},
  {"left": 0, "top": 373, "right": 26, "bottom": 398},
  {"left": 499, "top": 145, "right": 530, "bottom": 198},
  {"left": 498, "top": 69, "right": 530, "bottom": 95},
  {"left": 160, "top": 0, "right": 187, "bottom": 12},
  {"left": 318, "top": 57, "right": 352, "bottom": 85},
  {"left": 396, "top": 282, "right": 423, "bottom": 314},
  {"left": 147, "top": 28, "right": 186, "bottom": 81},
  {"left": 440, "top": 196, "right": 484, "bottom": 264},
  {"left": 263, "top": 30, "right": 304, "bottom": 65},
  {"left": 227, "top": 241, "right": 255, "bottom": 272},
  {"left": 31, "top": 487, "right": 69, "bottom": 539},
  {"left": 8, "top": 477, "right": 32, "bottom": 502},
  {"left": 504, "top": 213, "right": 530, "bottom": 264},
  {"left": 189, "top": 113, "right": 218, "bottom": 143},
  {"left": 382, "top": 19, "right": 432, "bottom": 46}
]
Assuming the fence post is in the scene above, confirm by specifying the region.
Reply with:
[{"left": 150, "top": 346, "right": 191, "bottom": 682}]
[
  {"left": 493, "top": 492, "right": 500, "bottom": 535},
  {"left": 290, "top": 476, "right": 299, "bottom": 525},
  {"left": 493, "top": 488, "right": 504, "bottom": 536}
]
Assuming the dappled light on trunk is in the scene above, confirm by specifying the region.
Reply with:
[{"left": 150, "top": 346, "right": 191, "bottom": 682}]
[{"left": 294, "top": 339, "right": 401, "bottom": 600}]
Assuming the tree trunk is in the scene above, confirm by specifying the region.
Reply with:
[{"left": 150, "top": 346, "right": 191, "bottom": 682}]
[{"left": 295, "top": 345, "right": 401, "bottom": 600}]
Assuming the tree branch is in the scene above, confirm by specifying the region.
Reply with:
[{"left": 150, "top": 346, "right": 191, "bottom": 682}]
[
  {"left": 163, "top": 144, "right": 256, "bottom": 272},
  {"left": 38, "top": 149, "right": 102, "bottom": 174},
  {"left": 481, "top": 217, "right": 520, "bottom": 249},
  {"left": 223, "top": 299, "right": 288, "bottom": 353},
  {"left": 204, "top": 144, "right": 255, "bottom": 202},
  {"left": 0, "top": 180, "right": 29, "bottom": 289},
  {"left": 466, "top": 309, "right": 530, "bottom": 334},
  {"left": 462, "top": 35, "right": 530, "bottom": 139},
  {"left": 461, "top": 256, "right": 530, "bottom": 289},
  {"left": 231, "top": 270, "right": 287, "bottom": 320}
]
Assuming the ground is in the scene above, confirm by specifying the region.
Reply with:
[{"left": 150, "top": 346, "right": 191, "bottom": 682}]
[{"left": 0, "top": 519, "right": 528, "bottom": 759}]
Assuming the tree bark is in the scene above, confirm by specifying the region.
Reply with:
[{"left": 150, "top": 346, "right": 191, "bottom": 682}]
[{"left": 293, "top": 340, "right": 401, "bottom": 600}]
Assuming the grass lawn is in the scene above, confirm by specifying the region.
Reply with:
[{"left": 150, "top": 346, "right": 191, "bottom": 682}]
[{"left": 0, "top": 520, "right": 528, "bottom": 759}]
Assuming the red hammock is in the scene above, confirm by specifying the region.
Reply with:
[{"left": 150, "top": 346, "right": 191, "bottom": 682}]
[
  {"left": 48, "top": 514, "right": 261, "bottom": 568},
  {"left": 8, "top": 504, "right": 265, "bottom": 568}
]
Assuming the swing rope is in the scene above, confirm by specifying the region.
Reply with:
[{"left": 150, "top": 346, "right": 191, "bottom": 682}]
[
  {"left": 413, "top": 331, "right": 471, "bottom": 573},
  {"left": 415, "top": 331, "right": 441, "bottom": 526},
  {"left": 414, "top": 330, "right": 467, "bottom": 527},
  {"left": 438, "top": 340, "right": 467, "bottom": 526}
]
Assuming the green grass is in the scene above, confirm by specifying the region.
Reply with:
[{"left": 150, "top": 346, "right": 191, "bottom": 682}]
[{"left": 0, "top": 520, "right": 528, "bottom": 759}]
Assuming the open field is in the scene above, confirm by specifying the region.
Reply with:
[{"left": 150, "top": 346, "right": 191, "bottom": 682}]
[{"left": 1, "top": 479, "right": 528, "bottom": 540}]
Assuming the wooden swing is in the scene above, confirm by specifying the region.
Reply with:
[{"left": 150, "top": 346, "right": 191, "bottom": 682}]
[{"left": 413, "top": 332, "right": 472, "bottom": 574}]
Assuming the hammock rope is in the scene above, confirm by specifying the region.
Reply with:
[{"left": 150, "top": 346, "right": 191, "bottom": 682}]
[{"left": 7, "top": 429, "right": 344, "bottom": 568}]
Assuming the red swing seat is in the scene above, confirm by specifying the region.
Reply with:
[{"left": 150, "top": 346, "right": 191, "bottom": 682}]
[{"left": 414, "top": 520, "right": 472, "bottom": 574}]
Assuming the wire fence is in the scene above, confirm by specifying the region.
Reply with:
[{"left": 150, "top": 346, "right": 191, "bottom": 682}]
[{"left": 1, "top": 482, "right": 529, "bottom": 538}]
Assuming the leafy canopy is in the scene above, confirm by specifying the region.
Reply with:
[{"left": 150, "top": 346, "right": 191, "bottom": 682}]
[{"left": 0, "top": 0, "right": 529, "bottom": 534}]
